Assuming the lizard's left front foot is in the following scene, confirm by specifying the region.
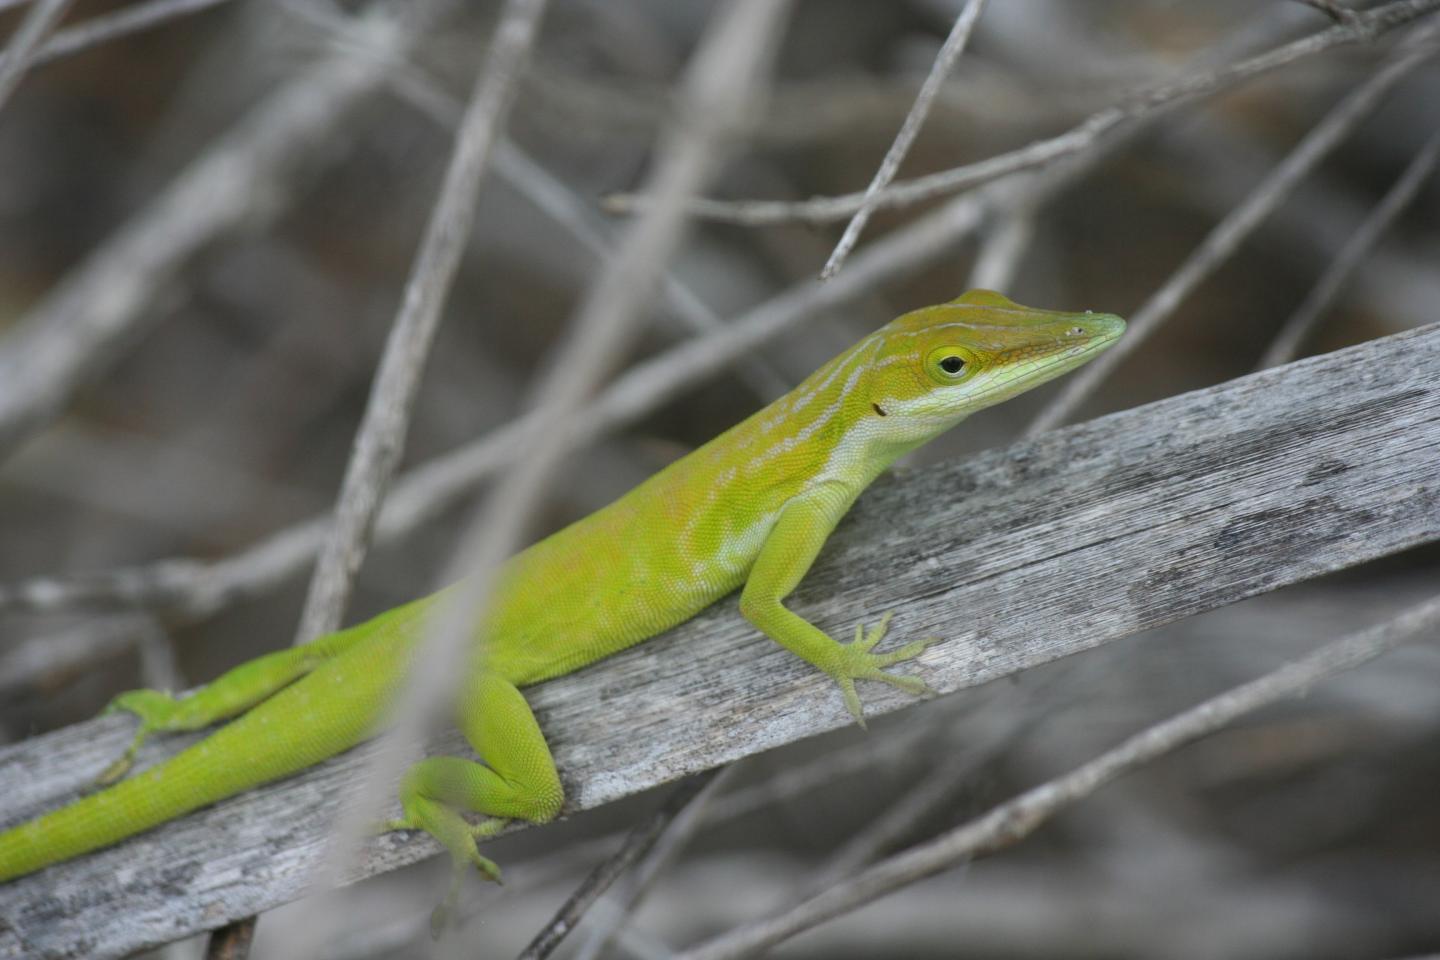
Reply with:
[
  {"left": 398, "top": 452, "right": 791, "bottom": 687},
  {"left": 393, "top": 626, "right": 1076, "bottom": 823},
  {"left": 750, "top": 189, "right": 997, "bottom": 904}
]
[{"left": 828, "top": 612, "right": 939, "bottom": 726}]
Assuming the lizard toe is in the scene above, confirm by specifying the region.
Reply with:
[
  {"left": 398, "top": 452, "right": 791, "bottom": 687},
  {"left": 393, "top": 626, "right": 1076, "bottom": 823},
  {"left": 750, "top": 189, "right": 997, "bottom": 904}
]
[
  {"left": 870, "top": 669, "right": 932, "bottom": 698},
  {"left": 871, "top": 636, "right": 937, "bottom": 668},
  {"left": 850, "top": 611, "right": 895, "bottom": 653}
]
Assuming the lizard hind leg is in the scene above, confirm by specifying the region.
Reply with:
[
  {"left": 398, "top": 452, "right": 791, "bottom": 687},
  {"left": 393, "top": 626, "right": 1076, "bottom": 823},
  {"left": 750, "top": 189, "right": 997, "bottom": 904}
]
[
  {"left": 383, "top": 672, "right": 564, "bottom": 935},
  {"left": 96, "top": 627, "right": 364, "bottom": 785}
]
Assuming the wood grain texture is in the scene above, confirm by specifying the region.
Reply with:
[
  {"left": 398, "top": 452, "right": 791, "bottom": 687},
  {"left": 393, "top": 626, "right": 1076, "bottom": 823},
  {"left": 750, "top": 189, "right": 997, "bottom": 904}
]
[{"left": 2, "top": 322, "right": 1438, "bottom": 959}]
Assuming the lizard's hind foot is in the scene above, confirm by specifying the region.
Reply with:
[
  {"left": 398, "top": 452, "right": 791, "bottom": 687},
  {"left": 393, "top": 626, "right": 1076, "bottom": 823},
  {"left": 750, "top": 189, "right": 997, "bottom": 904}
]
[
  {"left": 426, "top": 824, "right": 504, "bottom": 940},
  {"left": 97, "top": 689, "right": 183, "bottom": 785},
  {"left": 384, "top": 798, "right": 507, "bottom": 940},
  {"left": 97, "top": 641, "right": 339, "bottom": 784}
]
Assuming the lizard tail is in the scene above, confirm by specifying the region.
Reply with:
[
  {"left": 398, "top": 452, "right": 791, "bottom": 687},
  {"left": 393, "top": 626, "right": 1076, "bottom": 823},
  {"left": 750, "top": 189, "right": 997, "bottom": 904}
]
[
  {"left": 0, "top": 708, "right": 334, "bottom": 884},
  {"left": 0, "top": 607, "right": 413, "bottom": 884},
  {"left": 0, "top": 661, "right": 386, "bottom": 883},
  {"left": 0, "top": 740, "right": 241, "bottom": 882}
]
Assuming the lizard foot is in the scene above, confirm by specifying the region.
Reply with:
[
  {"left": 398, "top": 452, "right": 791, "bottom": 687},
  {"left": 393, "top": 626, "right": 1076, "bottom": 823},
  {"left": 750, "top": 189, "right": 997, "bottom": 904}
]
[
  {"left": 426, "top": 821, "right": 506, "bottom": 939},
  {"left": 830, "top": 612, "right": 940, "bottom": 726},
  {"left": 96, "top": 689, "right": 179, "bottom": 785},
  {"left": 384, "top": 807, "right": 505, "bottom": 939}
]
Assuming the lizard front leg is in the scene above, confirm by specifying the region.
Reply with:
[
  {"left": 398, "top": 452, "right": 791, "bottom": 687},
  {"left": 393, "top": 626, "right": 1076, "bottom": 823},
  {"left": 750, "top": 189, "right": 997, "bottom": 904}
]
[{"left": 738, "top": 483, "right": 937, "bottom": 725}]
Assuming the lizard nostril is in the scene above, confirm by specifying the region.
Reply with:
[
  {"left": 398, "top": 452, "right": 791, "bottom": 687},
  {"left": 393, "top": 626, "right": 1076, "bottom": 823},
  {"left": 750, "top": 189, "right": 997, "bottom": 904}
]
[{"left": 1067, "top": 326, "right": 1085, "bottom": 336}]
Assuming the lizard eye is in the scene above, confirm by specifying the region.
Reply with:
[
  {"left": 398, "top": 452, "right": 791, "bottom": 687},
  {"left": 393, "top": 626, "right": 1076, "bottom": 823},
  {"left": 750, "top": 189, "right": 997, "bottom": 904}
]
[{"left": 925, "top": 345, "right": 976, "bottom": 383}]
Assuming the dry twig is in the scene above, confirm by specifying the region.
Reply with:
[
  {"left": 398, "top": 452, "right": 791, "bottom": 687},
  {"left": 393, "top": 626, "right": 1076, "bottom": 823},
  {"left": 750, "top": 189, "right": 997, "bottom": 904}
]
[
  {"left": 292, "top": 0, "right": 545, "bottom": 646},
  {"left": 1257, "top": 126, "right": 1440, "bottom": 369},
  {"left": 966, "top": 207, "right": 1035, "bottom": 292},
  {"left": 801, "top": 736, "right": 1005, "bottom": 897},
  {"left": 1290, "top": 0, "right": 1364, "bottom": 27},
  {"left": 820, "top": 0, "right": 987, "bottom": 279},
  {"left": 520, "top": 769, "right": 725, "bottom": 960},
  {"left": 347, "top": 6, "right": 799, "bottom": 399},
  {"left": 0, "top": 615, "right": 155, "bottom": 696},
  {"left": 0, "top": 0, "right": 70, "bottom": 118},
  {"left": 22, "top": 0, "right": 234, "bottom": 70},
  {"left": 0, "top": 0, "right": 450, "bottom": 460},
  {"left": 570, "top": 765, "right": 737, "bottom": 960},
  {"left": 603, "top": 0, "right": 1439, "bottom": 226}
]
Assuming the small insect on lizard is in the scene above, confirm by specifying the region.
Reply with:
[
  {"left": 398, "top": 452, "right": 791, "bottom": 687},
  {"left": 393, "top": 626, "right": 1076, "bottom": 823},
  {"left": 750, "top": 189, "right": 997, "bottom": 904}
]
[{"left": 0, "top": 289, "right": 1123, "bottom": 912}]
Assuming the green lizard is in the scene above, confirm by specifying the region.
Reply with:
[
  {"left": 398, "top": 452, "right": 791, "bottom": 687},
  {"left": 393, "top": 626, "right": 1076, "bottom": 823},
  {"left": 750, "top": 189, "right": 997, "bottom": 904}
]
[{"left": 0, "top": 290, "right": 1123, "bottom": 900}]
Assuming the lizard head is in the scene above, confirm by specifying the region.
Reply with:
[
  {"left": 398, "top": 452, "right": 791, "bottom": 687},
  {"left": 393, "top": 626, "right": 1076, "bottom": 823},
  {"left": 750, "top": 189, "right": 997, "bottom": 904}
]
[{"left": 862, "top": 289, "right": 1124, "bottom": 441}]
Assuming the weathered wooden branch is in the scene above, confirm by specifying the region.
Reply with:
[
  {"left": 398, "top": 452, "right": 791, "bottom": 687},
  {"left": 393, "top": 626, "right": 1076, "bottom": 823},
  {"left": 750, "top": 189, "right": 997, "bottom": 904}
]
[{"left": 2, "top": 322, "right": 1438, "bottom": 959}]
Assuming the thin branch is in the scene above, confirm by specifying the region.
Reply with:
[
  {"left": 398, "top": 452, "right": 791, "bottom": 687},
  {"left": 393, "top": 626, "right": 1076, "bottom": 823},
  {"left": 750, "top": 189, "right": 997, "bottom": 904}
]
[
  {"left": 21, "top": 0, "right": 234, "bottom": 71},
  {"left": 495, "top": 144, "right": 793, "bottom": 400},
  {"left": 603, "top": 0, "right": 1439, "bottom": 226},
  {"left": 571, "top": 765, "right": 737, "bottom": 960},
  {"left": 1025, "top": 22, "right": 1440, "bottom": 436},
  {"left": 0, "top": 0, "right": 73, "bottom": 117},
  {"left": 674, "top": 594, "right": 1440, "bottom": 960},
  {"left": 820, "top": 0, "right": 987, "bottom": 279},
  {"left": 376, "top": 57, "right": 791, "bottom": 399},
  {"left": 965, "top": 206, "right": 1036, "bottom": 292},
  {"left": 135, "top": 622, "right": 183, "bottom": 691},
  {"left": 0, "top": 0, "right": 450, "bottom": 461},
  {"left": 1256, "top": 126, "right": 1440, "bottom": 370},
  {"left": 292, "top": 0, "right": 544, "bottom": 646},
  {"left": 1290, "top": 0, "right": 1364, "bottom": 27},
  {"left": 792, "top": 681, "right": 1045, "bottom": 899},
  {"left": 521, "top": 769, "right": 725, "bottom": 960},
  {"left": 273, "top": 4, "right": 790, "bottom": 957},
  {"left": 801, "top": 742, "right": 1000, "bottom": 898},
  {"left": 0, "top": 614, "right": 155, "bottom": 696},
  {"left": 705, "top": 723, "right": 933, "bottom": 826}
]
